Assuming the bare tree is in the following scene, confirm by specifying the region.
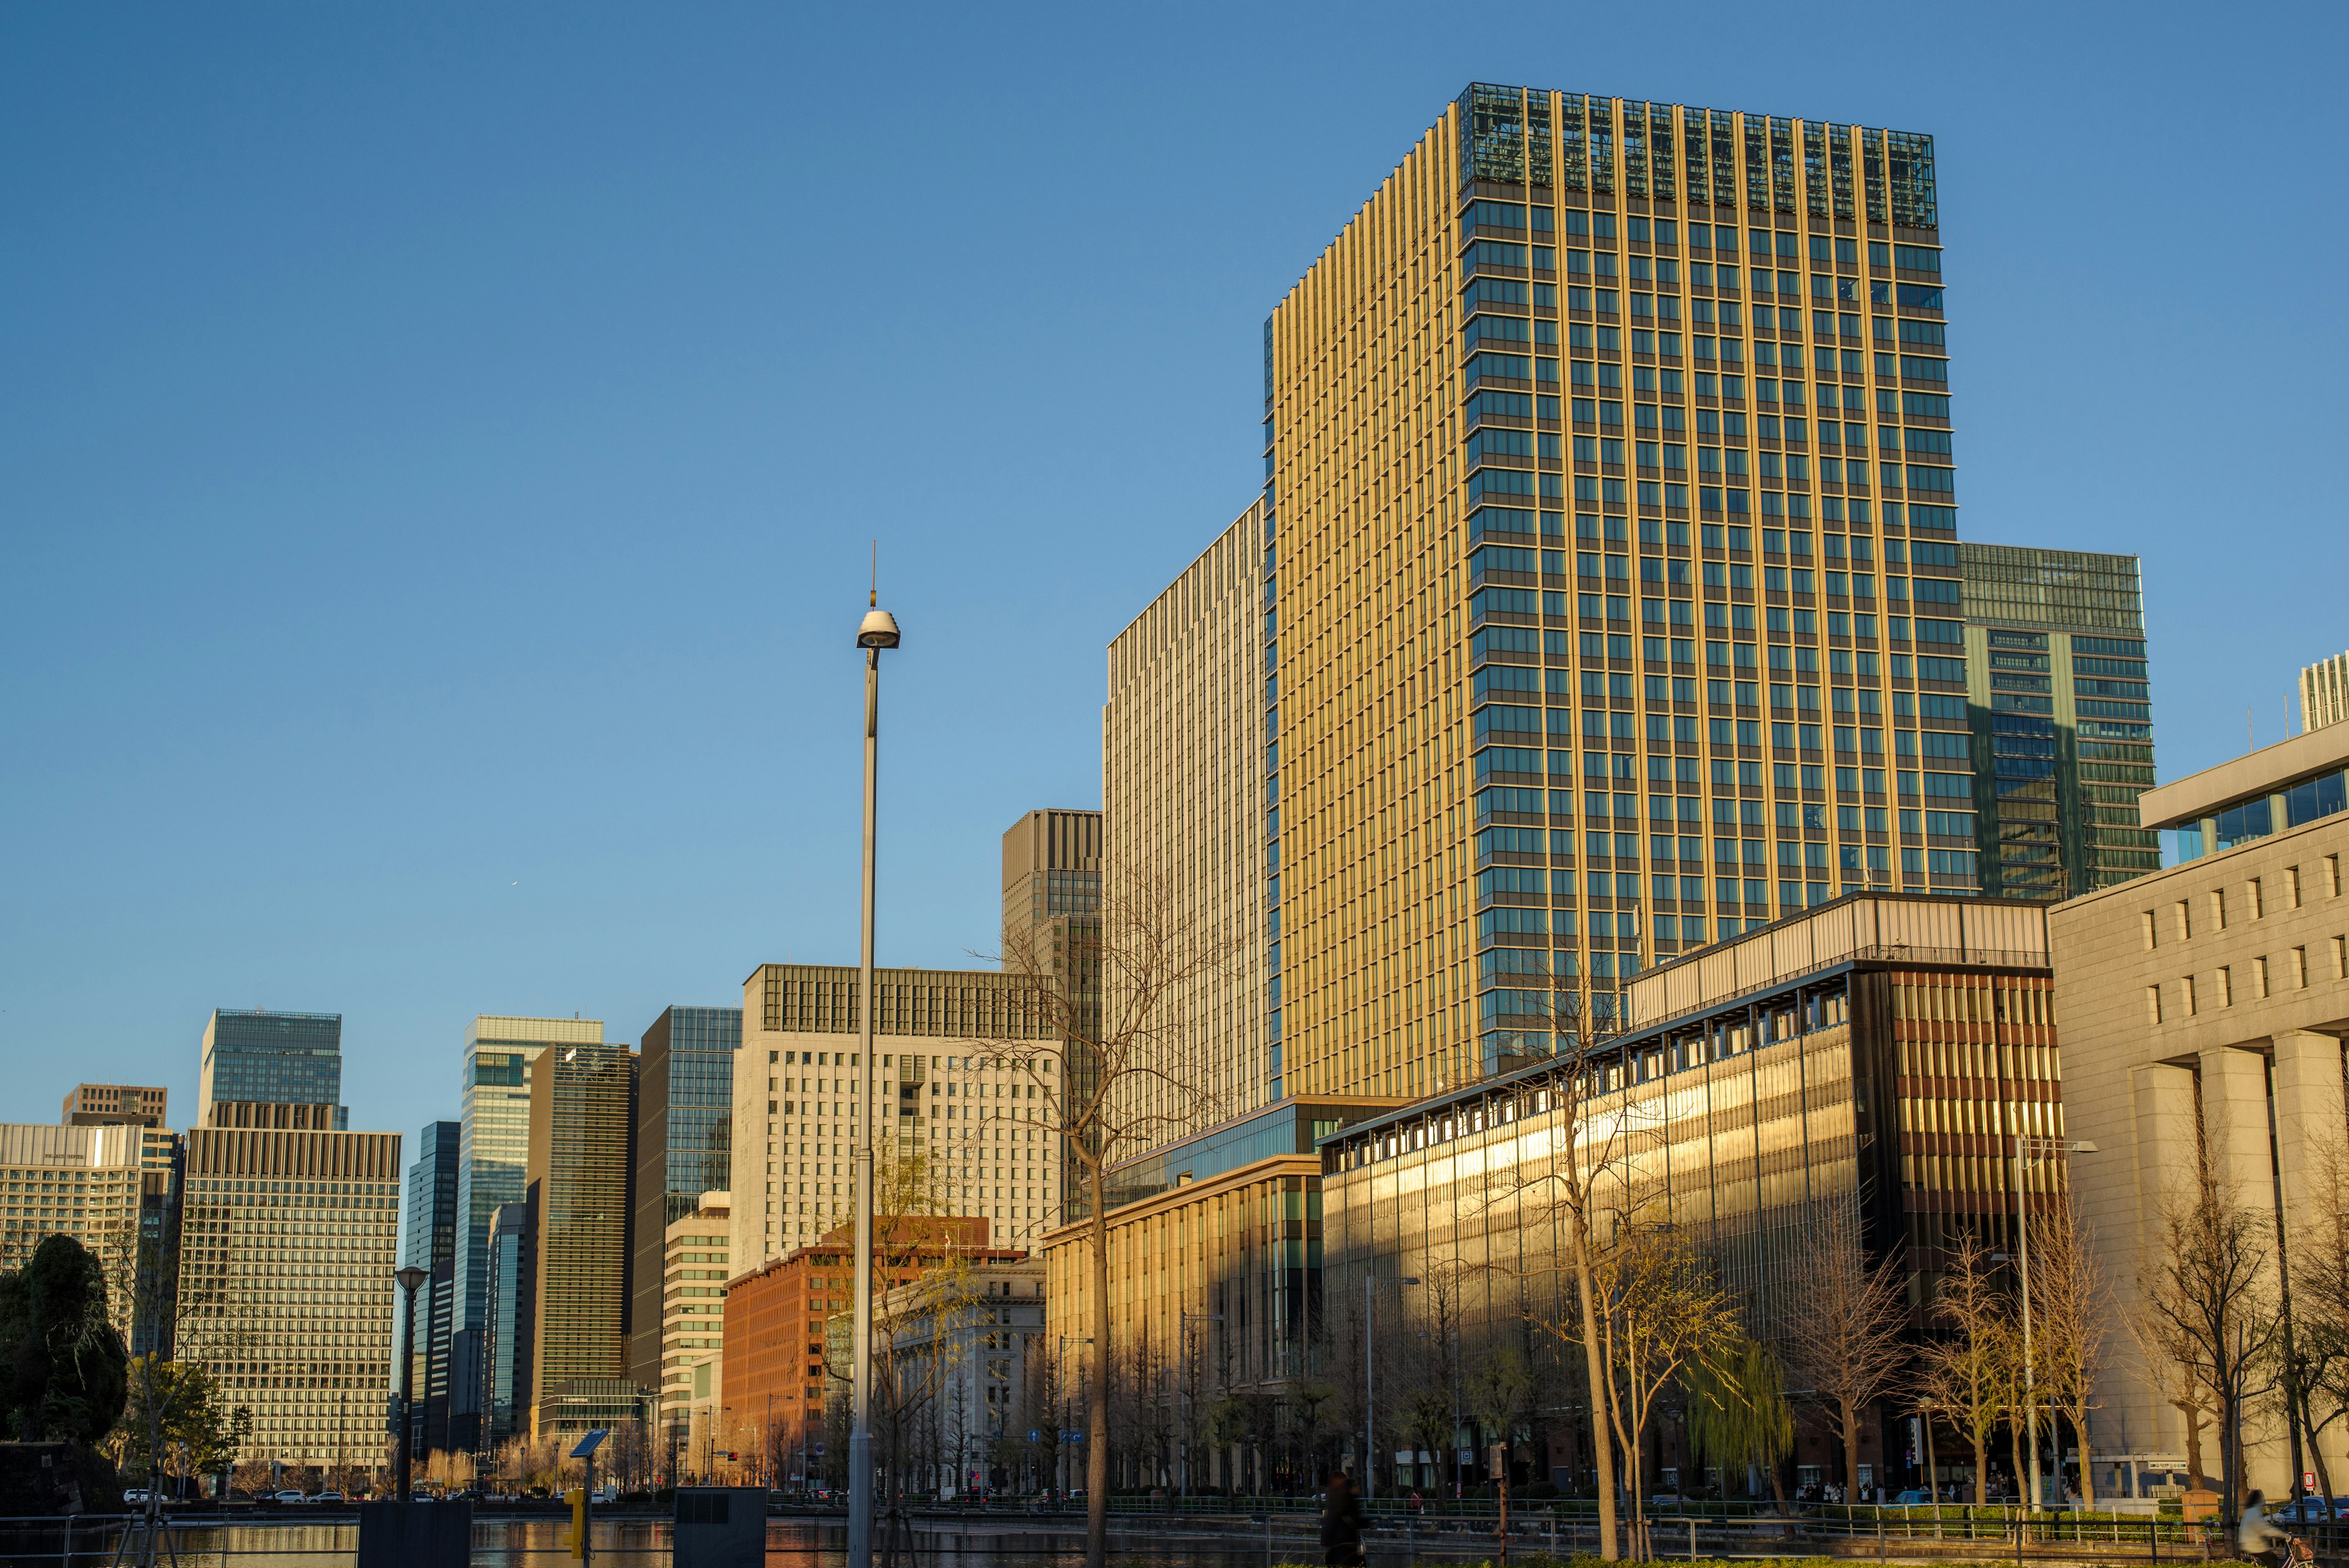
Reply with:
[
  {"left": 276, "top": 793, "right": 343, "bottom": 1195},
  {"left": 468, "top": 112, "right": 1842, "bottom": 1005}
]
[
  {"left": 1595, "top": 1216, "right": 1744, "bottom": 1545},
  {"left": 1481, "top": 1059, "right": 1633, "bottom": 1560},
  {"left": 1780, "top": 1199, "right": 1908, "bottom": 1503},
  {"left": 984, "top": 867, "right": 1236, "bottom": 1568},
  {"left": 2288, "top": 1141, "right": 2349, "bottom": 1504},
  {"left": 2140, "top": 1169, "right": 2284, "bottom": 1518},
  {"left": 2028, "top": 1198, "right": 2106, "bottom": 1505},
  {"left": 1915, "top": 1226, "right": 2013, "bottom": 1506}
]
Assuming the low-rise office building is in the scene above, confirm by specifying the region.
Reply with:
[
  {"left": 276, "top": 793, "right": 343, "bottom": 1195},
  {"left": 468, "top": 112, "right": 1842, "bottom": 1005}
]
[
  {"left": 2051, "top": 719, "right": 2349, "bottom": 1501},
  {"left": 1321, "top": 892, "right": 2057, "bottom": 1499}
]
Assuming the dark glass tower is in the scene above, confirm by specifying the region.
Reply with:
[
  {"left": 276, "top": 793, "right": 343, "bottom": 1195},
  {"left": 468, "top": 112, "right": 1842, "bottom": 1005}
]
[
  {"left": 199, "top": 1009, "right": 347, "bottom": 1128},
  {"left": 627, "top": 1005, "right": 740, "bottom": 1392},
  {"left": 1959, "top": 544, "right": 2158, "bottom": 899},
  {"left": 400, "top": 1120, "right": 462, "bottom": 1455}
]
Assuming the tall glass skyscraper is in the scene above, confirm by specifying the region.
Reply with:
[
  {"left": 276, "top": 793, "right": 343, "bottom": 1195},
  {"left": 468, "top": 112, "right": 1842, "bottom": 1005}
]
[
  {"left": 400, "top": 1120, "right": 462, "bottom": 1455},
  {"left": 199, "top": 1009, "right": 347, "bottom": 1128},
  {"left": 627, "top": 1005, "right": 739, "bottom": 1391},
  {"left": 1959, "top": 544, "right": 2159, "bottom": 899},
  {"left": 450, "top": 1016, "right": 601, "bottom": 1389},
  {"left": 1237, "top": 85, "right": 1975, "bottom": 1102}
]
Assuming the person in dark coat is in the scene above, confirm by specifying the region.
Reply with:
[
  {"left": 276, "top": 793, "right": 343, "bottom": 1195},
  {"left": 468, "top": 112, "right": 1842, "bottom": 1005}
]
[{"left": 1321, "top": 1471, "right": 1366, "bottom": 1567}]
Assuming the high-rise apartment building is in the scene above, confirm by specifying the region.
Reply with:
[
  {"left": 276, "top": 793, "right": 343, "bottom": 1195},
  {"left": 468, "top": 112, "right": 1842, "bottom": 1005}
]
[
  {"left": 2304, "top": 649, "right": 2349, "bottom": 734},
  {"left": 732, "top": 965, "right": 1058, "bottom": 1268},
  {"left": 524, "top": 1041, "right": 638, "bottom": 1440},
  {"left": 629, "top": 1006, "right": 740, "bottom": 1393},
  {"left": 401, "top": 1120, "right": 462, "bottom": 1456},
  {"left": 1958, "top": 543, "right": 2158, "bottom": 899},
  {"left": 201, "top": 1009, "right": 347, "bottom": 1128},
  {"left": 1254, "top": 85, "right": 1975, "bottom": 1099},
  {"left": 61, "top": 1084, "right": 168, "bottom": 1128},
  {"left": 451, "top": 1014, "right": 602, "bottom": 1436},
  {"left": 1101, "top": 517, "right": 1273, "bottom": 1142},
  {"left": 177, "top": 1114, "right": 402, "bottom": 1481}
]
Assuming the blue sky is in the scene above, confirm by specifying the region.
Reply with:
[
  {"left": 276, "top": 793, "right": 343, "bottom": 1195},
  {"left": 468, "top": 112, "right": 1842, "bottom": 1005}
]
[{"left": 4, "top": 2, "right": 2343, "bottom": 1148}]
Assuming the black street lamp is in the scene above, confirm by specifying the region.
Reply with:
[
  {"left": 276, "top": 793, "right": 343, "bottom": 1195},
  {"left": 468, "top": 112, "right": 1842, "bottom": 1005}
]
[{"left": 394, "top": 1266, "right": 428, "bottom": 1501}]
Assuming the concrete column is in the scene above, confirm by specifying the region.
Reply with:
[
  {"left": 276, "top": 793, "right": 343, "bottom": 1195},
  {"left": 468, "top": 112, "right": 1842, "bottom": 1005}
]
[
  {"left": 2124, "top": 1062, "right": 2199, "bottom": 1461},
  {"left": 2272, "top": 1030, "right": 2349, "bottom": 1495},
  {"left": 2199, "top": 1046, "right": 2276, "bottom": 1209},
  {"left": 2269, "top": 1030, "right": 2348, "bottom": 1213}
]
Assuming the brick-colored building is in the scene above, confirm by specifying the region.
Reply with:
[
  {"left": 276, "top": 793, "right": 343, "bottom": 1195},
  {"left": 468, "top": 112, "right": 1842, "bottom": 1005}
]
[{"left": 718, "top": 1216, "right": 1015, "bottom": 1484}]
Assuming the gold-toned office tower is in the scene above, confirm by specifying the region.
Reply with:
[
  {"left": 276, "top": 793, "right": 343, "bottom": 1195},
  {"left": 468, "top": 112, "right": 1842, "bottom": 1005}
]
[
  {"left": 524, "top": 1042, "right": 640, "bottom": 1440},
  {"left": 1258, "top": 84, "right": 1978, "bottom": 1098},
  {"left": 1102, "top": 509, "right": 1272, "bottom": 1138}
]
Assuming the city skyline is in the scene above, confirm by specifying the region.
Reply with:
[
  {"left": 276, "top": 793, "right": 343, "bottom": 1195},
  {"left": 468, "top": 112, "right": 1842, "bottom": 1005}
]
[{"left": 6, "top": 12, "right": 2346, "bottom": 1154}]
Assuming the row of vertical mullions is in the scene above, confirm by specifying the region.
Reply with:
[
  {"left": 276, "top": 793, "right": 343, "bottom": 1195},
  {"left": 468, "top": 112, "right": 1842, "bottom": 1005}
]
[{"left": 1455, "top": 83, "right": 1929, "bottom": 230}]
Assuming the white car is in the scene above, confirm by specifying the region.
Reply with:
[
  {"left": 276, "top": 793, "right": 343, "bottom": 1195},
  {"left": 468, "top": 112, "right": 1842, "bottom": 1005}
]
[{"left": 273, "top": 1490, "right": 308, "bottom": 1504}]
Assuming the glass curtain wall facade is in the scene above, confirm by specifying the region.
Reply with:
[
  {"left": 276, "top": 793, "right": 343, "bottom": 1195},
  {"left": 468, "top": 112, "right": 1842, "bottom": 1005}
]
[
  {"left": 481, "top": 1199, "right": 534, "bottom": 1447},
  {"left": 1959, "top": 544, "right": 2158, "bottom": 899},
  {"left": 629, "top": 1006, "right": 740, "bottom": 1392},
  {"left": 200, "top": 1009, "right": 346, "bottom": 1127},
  {"left": 1260, "top": 84, "right": 1976, "bottom": 1104},
  {"left": 1102, "top": 512, "right": 1271, "bottom": 1147},
  {"left": 452, "top": 1017, "right": 601, "bottom": 1361},
  {"left": 1001, "top": 810, "right": 1107, "bottom": 1213},
  {"left": 1319, "top": 892, "right": 2057, "bottom": 1494},
  {"left": 400, "top": 1120, "right": 462, "bottom": 1455},
  {"left": 524, "top": 1041, "right": 637, "bottom": 1440}
]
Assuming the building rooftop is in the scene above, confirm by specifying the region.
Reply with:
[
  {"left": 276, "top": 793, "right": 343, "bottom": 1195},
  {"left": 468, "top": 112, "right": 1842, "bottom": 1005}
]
[{"left": 2139, "top": 723, "right": 2349, "bottom": 833}]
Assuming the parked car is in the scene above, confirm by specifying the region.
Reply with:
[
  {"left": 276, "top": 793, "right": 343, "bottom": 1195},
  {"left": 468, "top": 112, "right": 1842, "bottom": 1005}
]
[
  {"left": 1893, "top": 1490, "right": 1934, "bottom": 1506},
  {"left": 122, "top": 1489, "right": 157, "bottom": 1506},
  {"left": 272, "top": 1490, "right": 308, "bottom": 1505},
  {"left": 2273, "top": 1499, "right": 2347, "bottom": 1525}
]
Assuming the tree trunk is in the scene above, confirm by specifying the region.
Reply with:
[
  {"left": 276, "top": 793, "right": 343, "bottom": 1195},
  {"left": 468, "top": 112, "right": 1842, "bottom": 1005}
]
[
  {"left": 1087, "top": 1162, "right": 1111, "bottom": 1568},
  {"left": 2175, "top": 1399, "right": 2206, "bottom": 1492},
  {"left": 1497, "top": 1440, "right": 1512, "bottom": 1567},
  {"left": 1973, "top": 1432, "right": 1987, "bottom": 1507},
  {"left": 1569, "top": 1222, "right": 1619, "bottom": 1561},
  {"left": 1842, "top": 1397, "right": 1862, "bottom": 1507},
  {"left": 2068, "top": 1405, "right": 2093, "bottom": 1507}
]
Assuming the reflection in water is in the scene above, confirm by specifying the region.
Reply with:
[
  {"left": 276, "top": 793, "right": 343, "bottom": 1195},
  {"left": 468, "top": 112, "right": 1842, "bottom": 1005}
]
[{"left": 24, "top": 1514, "right": 1303, "bottom": 1568}]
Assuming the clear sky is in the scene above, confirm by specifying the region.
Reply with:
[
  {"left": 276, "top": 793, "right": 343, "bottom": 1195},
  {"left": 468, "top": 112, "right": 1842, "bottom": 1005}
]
[{"left": 4, "top": 3, "right": 2343, "bottom": 1152}]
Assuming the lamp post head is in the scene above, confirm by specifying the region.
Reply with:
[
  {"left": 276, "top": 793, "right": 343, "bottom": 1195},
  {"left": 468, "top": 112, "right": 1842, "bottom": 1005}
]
[
  {"left": 395, "top": 1265, "right": 428, "bottom": 1295},
  {"left": 856, "top": 606, "right": 901, "bottom": 650}
]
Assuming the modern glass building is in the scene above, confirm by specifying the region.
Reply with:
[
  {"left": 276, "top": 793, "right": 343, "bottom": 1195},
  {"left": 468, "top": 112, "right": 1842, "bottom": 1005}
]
[
  {"left": 199, "top": 1010, "right": 346, "bottom": 1128},
  {"left": 1958, "top": 544, "right": 2159, "bottom": 899},
  {"left": 400, "top": 1120, "right": 462, "bottom": 1456},
  {"left": 1001, "top": 810, "right": 1108, "bottom": 1214},
  {"left": 451, "top": 1017, "right": 601, "bottom": 1368},
  {"left": 525, "top": 1041, "right": 637, "bottom": 1440},
  {"left": 628, "top": 1005, "right": 740, "bottom": 1393},
  {"left": 1247, "top": 85, "right": 1975, "bottom": 1107},
  {"left": 1319, "top": 891, "right": 2057, "bottom": 1496},
  {"left": 480, "top": 1200, "right": 534, "bottom": 1447}
]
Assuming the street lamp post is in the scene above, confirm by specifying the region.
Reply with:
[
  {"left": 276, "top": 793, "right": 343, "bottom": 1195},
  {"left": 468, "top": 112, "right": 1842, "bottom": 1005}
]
[
  {"left": 848, "top": 589, "right": 900, "bottom": 1568},
  {"left": 1178, "top": 1309, "right": 1223, "bottom": 1503},
  {"left": 393, "top": 1266, "right": 428, "bottom": 1503},
  {"left": 1364, "top": 1274, "right": 1419, "bottom": 1503}
]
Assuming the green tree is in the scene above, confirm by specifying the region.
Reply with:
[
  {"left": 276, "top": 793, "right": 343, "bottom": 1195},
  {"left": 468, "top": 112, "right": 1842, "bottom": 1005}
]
[
  {"left": 0, "top": 1234, "right": 128, "bottom": 1444},
  {"left": 112, "top": 1357, "right": 249, "bottom": 1492},
  {"left": 1468, "top": 1344, "right": 1534, "bottom": 1564},
  {"left": 1685, "top": 1334, "right": 1794, "bottom": 1505}
]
